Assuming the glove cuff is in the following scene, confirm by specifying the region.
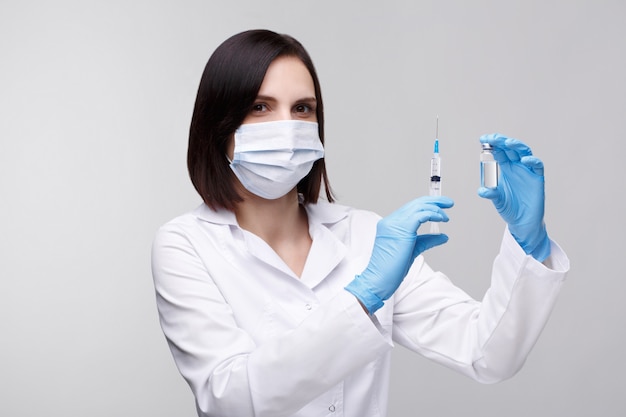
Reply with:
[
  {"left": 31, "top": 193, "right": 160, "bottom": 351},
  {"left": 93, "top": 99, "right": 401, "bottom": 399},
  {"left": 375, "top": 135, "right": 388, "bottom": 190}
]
[
  {"left": 530, "top": 230, "right": 551, "bottom": 262},
  {"left": 345, "top": 278, "right": 384, "bottom": 314}
]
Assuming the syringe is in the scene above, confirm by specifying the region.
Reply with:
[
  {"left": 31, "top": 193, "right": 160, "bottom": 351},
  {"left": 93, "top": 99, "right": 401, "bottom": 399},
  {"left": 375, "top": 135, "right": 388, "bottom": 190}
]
[{"left": 429, "top": 117, "right": 441, "bottom": 233}]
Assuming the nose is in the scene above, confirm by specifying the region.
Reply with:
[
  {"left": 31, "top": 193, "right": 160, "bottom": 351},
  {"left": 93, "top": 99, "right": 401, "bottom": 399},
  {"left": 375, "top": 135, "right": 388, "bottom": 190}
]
[{"left": 274, "top": 106, "right": 293, "bottom": 121}]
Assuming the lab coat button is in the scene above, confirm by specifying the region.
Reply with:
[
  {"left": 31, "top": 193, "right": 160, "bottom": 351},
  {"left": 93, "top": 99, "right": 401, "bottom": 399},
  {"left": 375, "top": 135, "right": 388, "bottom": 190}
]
[
  {"left": 305, "top": 303, "right": 312, "bottom": 310},
  {"left": 329, "top": 404, "right": 336, "bottom": 412}
]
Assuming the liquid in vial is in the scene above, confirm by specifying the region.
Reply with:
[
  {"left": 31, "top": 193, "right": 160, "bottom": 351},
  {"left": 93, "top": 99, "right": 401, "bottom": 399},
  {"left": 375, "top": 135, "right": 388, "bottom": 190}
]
[{"left": 480, "top": 143, "right": 499, "bottom": 188}]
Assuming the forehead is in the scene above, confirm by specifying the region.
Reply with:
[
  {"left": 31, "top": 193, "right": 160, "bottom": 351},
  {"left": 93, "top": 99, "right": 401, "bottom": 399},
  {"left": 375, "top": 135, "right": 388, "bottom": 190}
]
[{"left": 257, "top": 56, "right": 315, "bottom": 97}]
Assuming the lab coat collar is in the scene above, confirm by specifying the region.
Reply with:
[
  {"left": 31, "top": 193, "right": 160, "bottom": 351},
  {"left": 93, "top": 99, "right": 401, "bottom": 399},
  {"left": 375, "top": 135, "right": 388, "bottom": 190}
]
[
  {"left": 192, "top": 200, "right": 350, "bottom": 287},
  {"left": 303, "top": 200, "right": 350, "bottom": 226},
  {"left": 193, "top": 203, "right": 238, "bottom": 225},
  {"left": 300, "top": 223, "right": 347, "bottom": 288}
]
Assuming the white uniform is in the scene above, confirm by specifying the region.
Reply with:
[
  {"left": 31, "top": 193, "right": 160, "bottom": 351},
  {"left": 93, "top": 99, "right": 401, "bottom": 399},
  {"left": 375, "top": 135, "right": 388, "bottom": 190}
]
[{"left": 151, "top": 201, "right": 569, "bottom": 417}]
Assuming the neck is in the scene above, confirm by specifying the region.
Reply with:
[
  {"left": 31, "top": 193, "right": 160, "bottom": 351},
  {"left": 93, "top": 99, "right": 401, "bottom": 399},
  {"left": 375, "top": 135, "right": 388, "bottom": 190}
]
[
  {"left": 234, "top": 189, "right": 308, "bottom": 245},
  {"left": 234, "top": 188, "right": 313, "bottom": 278}
]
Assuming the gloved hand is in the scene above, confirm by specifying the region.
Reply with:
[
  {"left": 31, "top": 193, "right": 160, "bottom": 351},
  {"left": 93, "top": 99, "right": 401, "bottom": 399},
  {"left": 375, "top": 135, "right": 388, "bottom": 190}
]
[
  {"left": 478, "top": 133, "right": 551, "bottom": 261},
  {"left": 345, "top": 196, "right": 454, "bottom": 314}
]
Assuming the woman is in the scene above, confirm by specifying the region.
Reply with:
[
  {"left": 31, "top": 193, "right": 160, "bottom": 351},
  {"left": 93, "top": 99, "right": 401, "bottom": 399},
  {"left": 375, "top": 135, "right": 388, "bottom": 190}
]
[{"left": 152, "top": 29, "right": 569, "bottom": 417}]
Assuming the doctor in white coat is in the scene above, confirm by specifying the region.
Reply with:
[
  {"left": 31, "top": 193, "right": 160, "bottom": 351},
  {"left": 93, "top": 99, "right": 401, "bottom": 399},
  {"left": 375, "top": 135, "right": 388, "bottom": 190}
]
[{"left": 151, "top": 29, "right": 570, "bottom": 417}]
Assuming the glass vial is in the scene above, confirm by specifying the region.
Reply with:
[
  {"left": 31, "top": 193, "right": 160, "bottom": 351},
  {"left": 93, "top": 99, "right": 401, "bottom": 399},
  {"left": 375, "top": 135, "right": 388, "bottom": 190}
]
[{"left": 480, "top": 143, "right": 499, "bottom": 188}]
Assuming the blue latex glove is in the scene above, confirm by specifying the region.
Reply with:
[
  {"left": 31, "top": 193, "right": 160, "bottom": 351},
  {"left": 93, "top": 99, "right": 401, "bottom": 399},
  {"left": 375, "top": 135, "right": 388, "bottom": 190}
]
[
  {"left": 478, "top": 133, "right": 551, "bottom": 261},
  {"left": 345, "top": 196, "right": 454, "bottom": 314}
]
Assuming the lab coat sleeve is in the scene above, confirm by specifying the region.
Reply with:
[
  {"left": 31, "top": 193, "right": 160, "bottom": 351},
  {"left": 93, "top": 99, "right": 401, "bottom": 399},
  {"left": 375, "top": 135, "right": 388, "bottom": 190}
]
[
  {"left": 390, "top": 228, "right": 569, "bottom": 384},
  {"left": 151, "top": 224, "right": 392, "bottom": 417}
]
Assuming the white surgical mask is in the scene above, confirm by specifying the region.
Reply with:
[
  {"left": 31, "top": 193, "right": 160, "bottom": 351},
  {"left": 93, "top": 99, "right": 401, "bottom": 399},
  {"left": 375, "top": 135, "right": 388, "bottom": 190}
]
[{"left": 228, "top": 120, "right": 324, "bottom": 199}]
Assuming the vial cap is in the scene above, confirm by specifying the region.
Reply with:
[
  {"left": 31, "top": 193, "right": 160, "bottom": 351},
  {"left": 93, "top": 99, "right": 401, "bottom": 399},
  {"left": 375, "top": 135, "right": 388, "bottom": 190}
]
[{"left": 481, "top": 143, "right": 494, "bottom": 150}]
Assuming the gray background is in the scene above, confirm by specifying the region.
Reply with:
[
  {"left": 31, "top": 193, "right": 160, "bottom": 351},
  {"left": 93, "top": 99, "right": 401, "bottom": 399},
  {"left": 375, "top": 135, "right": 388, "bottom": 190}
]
[{"left": 1, "top": 0, "right": 624, "bottom": 416}]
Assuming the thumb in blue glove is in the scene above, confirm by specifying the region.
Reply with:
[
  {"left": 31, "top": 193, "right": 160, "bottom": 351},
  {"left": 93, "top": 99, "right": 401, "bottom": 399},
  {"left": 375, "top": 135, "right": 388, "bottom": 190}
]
[
  {"left": 345, "top": 196, "right": 454, "bottom": 314},
  {"left": 477, "top": 133, "right": 551, "bottom": 261}
]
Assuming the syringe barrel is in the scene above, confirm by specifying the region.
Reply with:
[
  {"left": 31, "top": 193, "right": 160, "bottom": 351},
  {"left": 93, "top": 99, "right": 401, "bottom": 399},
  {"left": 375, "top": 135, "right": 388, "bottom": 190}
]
[
  {"left": 430, "top": 155, "right": 441, "bottom": 194},
  {"left": 430, "top": 156, "right": 441, "bottom": 177}
]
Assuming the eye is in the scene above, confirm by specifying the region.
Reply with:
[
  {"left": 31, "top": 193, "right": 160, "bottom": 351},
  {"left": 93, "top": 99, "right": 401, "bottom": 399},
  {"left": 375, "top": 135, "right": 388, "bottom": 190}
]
[
  {"left": 250, "top": 103, "right": 268, "bottom": 114},
  {"left": 293, "top": 103, "right": 315, "bottom": 116}
]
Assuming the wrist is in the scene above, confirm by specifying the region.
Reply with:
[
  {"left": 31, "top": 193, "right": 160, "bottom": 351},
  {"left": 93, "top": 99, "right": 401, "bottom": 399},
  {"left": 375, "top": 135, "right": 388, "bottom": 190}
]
[
  {"left": 510, "top": 223, "right": 550, "bottom": 262},
  {"left": 530, "top": 229, "right": 551, "bottom": 261},
  {"left": 345, "top": 278, "right": 384, "bottom": 314}
]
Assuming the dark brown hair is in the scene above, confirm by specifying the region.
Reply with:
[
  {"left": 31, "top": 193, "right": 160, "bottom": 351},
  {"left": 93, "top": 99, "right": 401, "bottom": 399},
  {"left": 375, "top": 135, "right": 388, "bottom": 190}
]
[{"left": 187, "top": 29, "right": 334, "bottom": 210}]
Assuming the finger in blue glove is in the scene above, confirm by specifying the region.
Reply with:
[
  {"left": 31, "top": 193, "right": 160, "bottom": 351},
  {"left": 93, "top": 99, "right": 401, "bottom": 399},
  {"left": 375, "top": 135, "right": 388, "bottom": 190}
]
[{"left": 345, "top": 196, "right": 454, "bottom": 314}]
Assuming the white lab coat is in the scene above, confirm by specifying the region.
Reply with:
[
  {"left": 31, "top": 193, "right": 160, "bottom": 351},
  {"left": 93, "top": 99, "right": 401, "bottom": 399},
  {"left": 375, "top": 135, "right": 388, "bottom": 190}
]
[{"left": 151, "top": 200, "right": 569, "bottom": 417}]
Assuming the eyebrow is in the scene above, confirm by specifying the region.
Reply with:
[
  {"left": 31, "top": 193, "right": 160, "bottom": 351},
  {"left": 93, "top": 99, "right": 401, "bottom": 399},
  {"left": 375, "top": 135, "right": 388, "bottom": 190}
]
[{"left": 255, "top": 95, "right": 317, "bottom": 103}]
